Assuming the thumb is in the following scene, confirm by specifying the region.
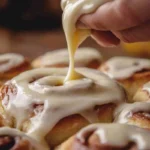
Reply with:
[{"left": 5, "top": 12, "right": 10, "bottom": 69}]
[{"left": 78, "top": 0, "right": 150, "bottom": 31}]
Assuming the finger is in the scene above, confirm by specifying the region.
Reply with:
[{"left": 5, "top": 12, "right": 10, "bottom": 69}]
[
  {"left": 79, "top": 0, "right": 150, "bottom": 31},
  {"left": 113, "top": 21, "right": 150, "bottom": 43},
  {"left": 91, "top": 30, "right": 120, "bottom": 47}
]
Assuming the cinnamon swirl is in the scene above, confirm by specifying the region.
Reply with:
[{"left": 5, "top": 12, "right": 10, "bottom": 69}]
[
  {"left": 32, "top": 48, "right": 102, "bottom": 69},
  {"left": 0, "top": 68, "right": 126, "bottom": 147},
  {"left": 0, "top": 127, "right": 48, "bottom": 150},
  {"left": 0, "top": 53, "right": 31, "bottom": 86},
  {"left": 58, "top": 123, "right": 150, "bottom": 150},
  {"left": 115, "top": 102, "right": 150, "bottom": 129},
  {"left": 100, "top": 56, "right": 150, "bottom": 102}
]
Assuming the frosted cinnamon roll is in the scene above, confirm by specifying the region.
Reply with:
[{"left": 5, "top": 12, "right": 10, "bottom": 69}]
[
  {"left": 58, "top": 123, "right": 150, "bottom": 150},
  {"left": 100, "top": 56, "right": 150, "bottom": 102},
  {"left": 0, "top": 127, "right": 48, "bottom": 150},
  {"left": 115, "top": 102, "right": 150, "bottom": 129},
  {"left": 32, "top": 48, "right": 102, "bottom": 69},
  {"left": 0, "top": 53, "right": 31, "bottom": 86},
  {"left": 0, "top": 68, "right": 126, "bottom": 147}
]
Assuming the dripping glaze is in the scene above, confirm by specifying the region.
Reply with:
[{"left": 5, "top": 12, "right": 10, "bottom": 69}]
[{"left": 62, "top": 0, "right": 111, "bottom": 81}]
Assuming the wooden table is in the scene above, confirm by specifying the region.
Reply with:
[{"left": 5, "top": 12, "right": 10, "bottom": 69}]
[{"left": 0, "top": 28, "right": 127, "bottom": 59}]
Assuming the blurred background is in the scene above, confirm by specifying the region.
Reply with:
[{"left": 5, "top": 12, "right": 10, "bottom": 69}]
[{"left": 0, "top": 0, "right": 149, "bottom": 59}]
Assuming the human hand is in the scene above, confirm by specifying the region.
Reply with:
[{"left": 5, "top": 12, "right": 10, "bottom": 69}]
[{"left": 78, "top": 0, "right": 150, "bottom": 47}]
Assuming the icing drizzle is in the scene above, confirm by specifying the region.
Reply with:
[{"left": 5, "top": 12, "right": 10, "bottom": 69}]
[
  {"left": 2, "top": 68, "right": 126, "bottom": 143},
  {"left": 101, "top": 56, "right": 150, "bottom": 80},
  {"left": 62, "top": 0, "right": 111, "bottom": 81},
  {"left": 0, "top": 53, "right": 25, "bottom": 73},
  {"left": 77, "top": 123, "right": 150, "bottom": 149},
  {"left": 114, "top": 102, "right": 150, "bottom": 124},
  {"left": 37, "top": 47, "right": 102, "bottom": 67}
]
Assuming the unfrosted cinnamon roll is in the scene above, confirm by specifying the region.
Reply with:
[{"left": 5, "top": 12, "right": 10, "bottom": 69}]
[
  {"left": 0, "top": 68, "right": 126, "bottom": 147},
  {"left": 32, "top": 48, "right": 102, "bottom": 69},
  {"left": 58, "top": 123, "right": 150, "bottom": 150},
  {"left": 0, "top": 53, "right": 31, "bottom": 86},
  {"left": 100, "top": 56, "right": 150, "bottom": 102},
  {"left": 0, "top": 127, "right": 48, "bottom": 150},
  {"left": 115, "top": 102, "right": 150, "bottom": 129}
]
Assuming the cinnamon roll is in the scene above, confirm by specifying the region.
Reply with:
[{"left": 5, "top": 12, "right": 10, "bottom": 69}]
[
  {"left": 100, "top": 56, "right": 150, "bottom": 102},
  {"left": 0, "top": 68, "right": 126, "bottom": 147},
  {"left": 0, "top": 53, "right": 31, "bottom": 86},
  {"left": 0, "top": 127, "right": 48, "bottom": 150},
  {"left": 115, "top": 102, "right": 150, "bottom": 129},
  {"left": 58, "top": 123, "right": 150, "bottom": 150},
  {"left": 32, "top": 48, "right": 102, "bottom": 69}
]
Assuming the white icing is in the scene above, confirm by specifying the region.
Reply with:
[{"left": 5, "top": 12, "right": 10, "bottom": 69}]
[
  {"left": 77, "top": 123, "right": 150, "bottom": 149},
  {"left": 37, "top": 47, "right": 101, "bottom": 67},
  {"left": 62, "top": 0, "right": 111, "bottom": 81},
  {"left": 2, "top": 68, "right": 126, "bottom": 143},
  {"left": 0, "top": 53, "right": 25, "bottom": 73},
  {"left": 101, "top": 56, "right": 150, "bottom": 80},
  {"left": 114, "top": 102, "right": 150, "bottom": 124},
  {"left": 0, "top": 127, "right": 48, "bottom": 150}
]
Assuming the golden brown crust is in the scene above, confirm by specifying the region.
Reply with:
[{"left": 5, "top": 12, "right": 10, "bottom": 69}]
[
  {"left": 128, "top": 112, "right": 150, "bottom": 129},
  {"left": 26, "top": 104, "right": 116, "bottom": 147},
  {"left": 58, "top": 134, "right": 137, "bottom": 150},
  {"left": 118, "top": 70, "right": 150, "bottom": 102},
  {"left": 0, "top": 58, "right": 31, "bottom": 89},
  {"left": 46, "top": 114, "right": 89, "bottom": 148},
  {"left": 76, "top": 134, "right": 137, "bottom": 150},
  {"left": 100, "top": 63, "right": 150, "bottom": 102},
  {"left": 133, "top": 87, "right": 150, "bottom": 102}
]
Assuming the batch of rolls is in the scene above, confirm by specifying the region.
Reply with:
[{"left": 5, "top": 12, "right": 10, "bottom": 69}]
[{"left": 0, "top": 48, "right": 150, "bottom": 150}]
